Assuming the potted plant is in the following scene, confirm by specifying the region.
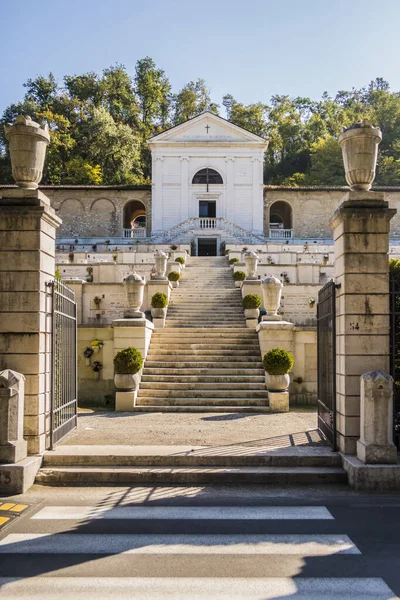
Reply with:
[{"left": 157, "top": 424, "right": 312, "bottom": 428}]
[
  {"left": 86, "top": 266, "right": 93, "bottom": 282},
  {"left": 243, "top": 294, "right": 261, "bottom": 319},
  {"left": 308, "top": 297, "right": 316, "bottom": 308},
  {"left": 92, "top": 361, "right": 103, "bottom": 380},
  {"left": 175, "top": 256, "right": 185, "bottom": 266},
  {"left": 151, "top": 291, "right": 168, "bottom": 318},
  {"left": 93, "top": 296, "right": 102, "bottom": 308},
  {"left": 229, "top": 257, "right": 239, "bottom": 266},
  {"left": 323, "top": 253, "right": 329, "bottom": 265},
  {"left": 83, "top": 347, "right": 94, "bottom": 366},
  {"left": 68, "top": 252, "right": 74, "bottom": 263},
  {"left": 113, "top": 347, "right": 143, "bottom": 391},
  {"left": 168, "top": 271, "right": 180, "bottom": 288},
  {"left": 263, "top": 348, "right": 294, "bottom": 392},
  {"left": 91, "top": 339, "right": 104, "bottom": 354},
  {"left": 338, "top": 119, "right": 382, "bottom": 191},
  {"left": 5, "top": 115, "right": 50, "bottom": 189},
  {"left": 170, "top": 245, "right": 178, "bottom": 251},
  {"left": 112, "top": 253, "right": 118, "bottom": 262},
  {"left": 233, "top": 270, "right": 246, "bottom": 287}
]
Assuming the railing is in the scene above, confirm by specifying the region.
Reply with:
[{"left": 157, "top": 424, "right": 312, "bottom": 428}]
[
  {"left": 123, "top": 227, "right": 146, "bottom": 238},
  {"left": 48, "top": 280, "right": 77, "bottom": 448},
  {"left": 270, "top": 228, "right": 293, "bottom": 239},
  {"left": 199, "top": 218, "right": 217, "bottom": 229}
]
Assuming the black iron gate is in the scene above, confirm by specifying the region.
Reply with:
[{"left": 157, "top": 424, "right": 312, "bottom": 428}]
[
  {"left": 317, "top": 280, "right": 337, "bottom": 449},
  {"left": 48, "top": 280, "right": 77, "bottom": 447},
  {"left": 389, "top": 273, "right": 400, "bottom": 449}
]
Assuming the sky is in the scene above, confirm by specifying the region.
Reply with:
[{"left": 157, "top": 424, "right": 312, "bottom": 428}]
[{"left": 1, "top": 0, "right": 400, "bottom": 115}]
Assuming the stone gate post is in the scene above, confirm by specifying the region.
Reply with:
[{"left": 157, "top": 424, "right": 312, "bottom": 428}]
[
  {"left": 331, "top": 121, "right": 396, "bottom": 454},
  {"left": 0, "top": 116, "right": 61, "bottom": 455}
]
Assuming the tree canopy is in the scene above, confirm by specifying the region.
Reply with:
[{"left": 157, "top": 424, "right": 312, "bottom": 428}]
[{"left": 1, "top": 60, "right": 400, "bottom": 187}]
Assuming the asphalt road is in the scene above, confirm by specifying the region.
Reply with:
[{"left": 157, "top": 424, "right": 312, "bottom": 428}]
[{"left": 0, "top": 484, "right": 399, "bottom": 599}]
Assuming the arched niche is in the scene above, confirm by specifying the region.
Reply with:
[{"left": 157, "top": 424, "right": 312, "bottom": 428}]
[
  {"left": 269, "top": 201, "right": 293, "bottom": 230},
  {"left": 89, "top": 198, "right": 117, "bottom": 237},
  {"left": 123, "top": 200, "right": 147, "bottom": 229}
]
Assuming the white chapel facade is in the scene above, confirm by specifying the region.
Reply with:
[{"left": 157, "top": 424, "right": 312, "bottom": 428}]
[{"left": 148, "top": 111, "right": 267, "bottom": 253}]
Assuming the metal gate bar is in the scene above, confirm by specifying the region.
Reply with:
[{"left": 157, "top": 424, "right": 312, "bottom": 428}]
[
  {"left": 48, "top": 280, "right": 77, "bottom": 448},
  {"left": 317, "top": 280, "right": 337, "bottom": 449}
]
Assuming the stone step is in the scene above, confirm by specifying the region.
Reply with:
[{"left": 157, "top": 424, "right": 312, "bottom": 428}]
[
  {"left": 146, "top": 349, "right": 260, "bottom": 357},
  {"left": 42, "top": 446, "right": 341, "bottom": 468},
  {"left": 149, "top": 343, "right": 260, "bottom": 350},
  {"left": 141, "top": 376, "right": 265, "bottom": 384},
  {"left": 143, "top": 368, "right": 265, "bottom": 375},
  {"left": 154, "top": 327, "right": 252, "bottom": 334},
  {"left": 144, "top": 360, "right": 263, "bottom": 368},
  {"left": 139, "top": 381, "right": 266, "bottom": 390},
  {"left": 166, "top": 324, "right": 248, "bottom": 329},
  {"left": 137, "top": 389, "right": 268, "bottom": 398},
  {"left": 36, "top": 466, "right": 347, "bottom": 485},
  {"left": 136, "top": 397, "right": 267, "bottom": 406},
  {"left": 132, "top": 405, "right": 271, "bottom": 413},
  {"left": 152, "top": 331, "right": 257, "bottom": 338}
]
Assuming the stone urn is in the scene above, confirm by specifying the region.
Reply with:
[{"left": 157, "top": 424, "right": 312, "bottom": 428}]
[
  {"left": 5, "top": 115, "right": 50, "bottom": 189},
  {"left": 114, "top": 372, "right": 140, "bottom": 392},
  {"left": 151, "top": 307, "right": 167, "bottom": 318},
  {"left": 261, "top": 275, "right": 284, "bottom": 316},
  {"left": 154, "top": 250, "right": 168, "bottom": 280},
  {"left": 244, "top": 252, "right": 259, "bottom": 280},
  {"left": 123, "top": 272, "right": 145, "bottom": 318},
  {"left": 338, "top": 119, "right": 382, "bottom": 191},
  {"left": 265, "top": 373, "right": 290, "bottom": 392}
]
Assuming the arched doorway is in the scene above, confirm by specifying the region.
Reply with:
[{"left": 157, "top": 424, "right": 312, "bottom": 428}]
[
  {"left": 269, "top": 201, "right": 293, "bottom": 239},
  {"left": 123, "top": 200, "right": 147, "bottom": 238}
]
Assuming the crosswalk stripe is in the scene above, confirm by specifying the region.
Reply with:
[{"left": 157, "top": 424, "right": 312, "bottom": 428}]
[
  {"left": 31, "top": 505, "right": 334, "bottom": 521},
  {"left": 0, "top": 576, "right": 395, "bottom": 599},
  {"left": 0, "top": 533, "right": 360, "bottom": 555}
]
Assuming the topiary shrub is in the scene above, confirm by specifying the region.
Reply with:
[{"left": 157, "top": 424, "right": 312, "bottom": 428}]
[
  {"left": 168, "top": 271, "right": 180, "bottom": 282},
  {"left": 243, "top": 294, "right": 261, "bottom": 309},
  {"left": 113, "top": 347, "right": 143, "bottom": 374},
  {"left": 229, "top": 257, "right": 239, "bottom": 265},
  {"left": 263, "top": 348, "right": 294, "bottom": 375},
  {"left": 233, "top": 270, "right": 246, "bottom": 281},
  {"left": 175, "top": 256, "right": 185, "bottom": 265},
  {"left": 151, "top": 292, "right": 168, "bottom": 308}
]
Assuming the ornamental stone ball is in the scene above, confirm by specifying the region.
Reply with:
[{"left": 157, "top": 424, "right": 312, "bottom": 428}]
[
  {"left": 5, "top": 115, "right": 50, "bottom": 189},
  {"left": 338, "top": 119, "right": 382, "bottom": 191}
]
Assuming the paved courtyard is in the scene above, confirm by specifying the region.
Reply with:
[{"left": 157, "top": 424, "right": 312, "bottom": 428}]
[{"left": 63, "top": 407, "right": 319, "bottom": 447}]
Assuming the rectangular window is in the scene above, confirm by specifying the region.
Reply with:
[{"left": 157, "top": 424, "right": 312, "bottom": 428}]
[{"left": 199, "top": 201, "right": 216, "bottom": 218}]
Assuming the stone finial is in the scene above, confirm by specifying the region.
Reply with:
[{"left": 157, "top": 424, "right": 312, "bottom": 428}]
[
  {"left": 244, "top": 251, "right": 259, "bottom": 280},
  {"left": 357, "top": 370, "right": 398, "bottom": 464},
  {"left": 123, "top": 272, "right": 145, "bottom": 318},
  {"left": 4, "top": 115, "right": 50, "bottom": 189},
  {"left": 154, "top": 250, "right": 168, "bottom": 280},
  {"left": 261, "top": 275, "right": 284, "bottom": 317},
  {"left": 338, "top": 119, "right": 382, "bottom": 191},
  {"left": 0, "top": 369, "right": 27, "bottom": 464}
]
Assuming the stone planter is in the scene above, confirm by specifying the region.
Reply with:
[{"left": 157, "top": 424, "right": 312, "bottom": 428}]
[
  {"left": 235, "top": 281, "right": 242, "bottom": 288},
  {"left": 171, "top": 281, "right": 179, "bottom": 288},
  {"left": 262, "top": 275, "right": 283, "bottom": 316},
  {"left": 151, "top": 307, "right": 167, "bottom": 318},
  {"left": 114, "top": 372, "right": 140, "bottom": 392},
  {"left": 265, "top": 373, "right": 290, "bottom": 392},
  {"left": 123, "top": 272, "right": 145, "bottom": 318},
  {"left": 5, "top": 115, "right": 50, "bottom": 189},
  {"left": 244, "top": 252, "right": 258, "bottom": 280},
  {"left": 154, "top": 250, "right": 168, "bottom": 280},
  {"left": 244, "top": 308, "right": 259, "bottom": 319},
  {"left": 338, "top": 120, "right": 382, "bottom": 191}
]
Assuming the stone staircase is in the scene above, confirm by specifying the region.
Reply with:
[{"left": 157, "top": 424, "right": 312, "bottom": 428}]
[{"left": 135, "top": 256, "right": 269, "bottom": 412}]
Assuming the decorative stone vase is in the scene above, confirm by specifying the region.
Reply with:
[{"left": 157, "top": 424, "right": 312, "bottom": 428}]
[
  {"left": 261, "top": 275, "right": 284, "bottom": 316},
  {"left": 5, "top": 115, "right": 50, "bottom": 189},
  {"left": 244, "top": 308, "right": 259, "bottom": 319},
  {"left": 114, "top": 372, "right": 140, "bottom": 392},
  {"left": 151, "top": 307, "right": 167, "bottom": 318},
  {"left": 123, "top": 272, "right": 145, "bottom": 318},
  {"left": 154, "top": 250, "right": 168, "bottom": 280},
  {"left": 265, "top": 373, "right": 290, "bottom": 392},
  {"left": 338, "top": 119, "right": 382, "bottom": 191},
  {"left": 244, "top": 252, "right": 259, "bottom": 280}
]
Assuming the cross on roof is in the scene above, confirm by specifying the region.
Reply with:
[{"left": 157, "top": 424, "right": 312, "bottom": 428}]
[{"left": 205, "top": 124, "right": 210, "bottom": 133}]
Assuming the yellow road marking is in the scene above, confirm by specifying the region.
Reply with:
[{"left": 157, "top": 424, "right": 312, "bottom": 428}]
[
  {"left": 0, "top": 504, "right": 15, "bottom": 511},
  {"left": 9, "top": 504, "right": 28, "bottom": 513},
  {"left": 0, "top": 517, "right": 10, "bottom": 526}
]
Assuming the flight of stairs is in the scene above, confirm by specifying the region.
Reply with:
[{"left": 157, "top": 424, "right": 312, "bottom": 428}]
[{"left": 135, "top": 256, "right": 269, "bottom": 412}]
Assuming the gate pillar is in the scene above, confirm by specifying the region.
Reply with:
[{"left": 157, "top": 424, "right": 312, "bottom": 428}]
[
  {"left": 330, "top": 191, "right": 395, "bottom": 454},
  {"left": 0, "top": 117, "right": 61, "bottom": 454}
]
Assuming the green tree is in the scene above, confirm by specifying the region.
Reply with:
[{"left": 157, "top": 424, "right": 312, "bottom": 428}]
[{"left": 173, "top": 79, "right": 218, "bottom": 124}]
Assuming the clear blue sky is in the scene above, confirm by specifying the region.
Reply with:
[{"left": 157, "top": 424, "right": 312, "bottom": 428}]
[{"left": 1, "top": 0, "right": 399, "bottom": 115}]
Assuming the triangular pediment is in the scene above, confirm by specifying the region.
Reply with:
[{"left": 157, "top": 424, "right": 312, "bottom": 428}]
[{"left": 148, "top": 111, "right": 266, "bottom": 145}]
